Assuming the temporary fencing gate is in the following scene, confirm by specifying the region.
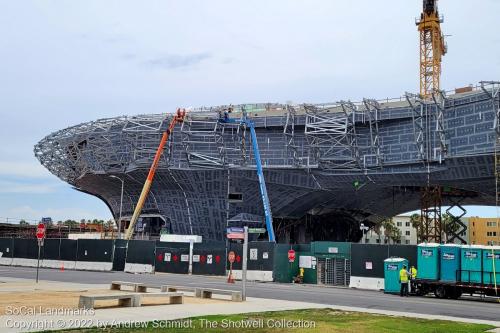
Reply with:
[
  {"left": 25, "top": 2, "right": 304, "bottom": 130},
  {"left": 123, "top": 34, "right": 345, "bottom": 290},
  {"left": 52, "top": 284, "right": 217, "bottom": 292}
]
[{"left": 317, "top": 257, "right": 351, "bottom": 286}]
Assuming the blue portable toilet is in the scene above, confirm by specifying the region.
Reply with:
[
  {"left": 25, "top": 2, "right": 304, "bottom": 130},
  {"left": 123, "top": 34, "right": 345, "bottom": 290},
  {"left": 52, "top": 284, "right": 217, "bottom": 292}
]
[
  {"left": 417, "top": 243, "right": 440, "bottom": 280},
  {"left": 384, "top": 257, "right": 408, "bottom": 294},
  {"left": 482, "top": 246, "right": 500, "bottom": 285},
  {"left": 439, "top": 244, "right": 461, "bottom": 282},
  {"left": 460, "top": 245, "right": 483, "bottom": 283}
]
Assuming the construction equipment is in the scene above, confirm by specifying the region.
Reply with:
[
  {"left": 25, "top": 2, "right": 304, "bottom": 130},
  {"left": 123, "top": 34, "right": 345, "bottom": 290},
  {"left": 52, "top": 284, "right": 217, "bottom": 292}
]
[
  {"left": 124, "top": 108, "right": 186, "bottom": 240},
  {"left": 417, "top": 0, "right": 447, "bottom": 99},
  {"left": 220, "top": 111, "right": 276, "bottom": 242}
]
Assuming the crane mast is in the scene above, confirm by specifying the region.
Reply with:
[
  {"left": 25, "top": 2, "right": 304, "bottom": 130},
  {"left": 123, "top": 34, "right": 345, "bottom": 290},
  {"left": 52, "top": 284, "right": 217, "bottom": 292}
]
[{"left": 417, "top": 0, "right": 447, "bottom": 99}]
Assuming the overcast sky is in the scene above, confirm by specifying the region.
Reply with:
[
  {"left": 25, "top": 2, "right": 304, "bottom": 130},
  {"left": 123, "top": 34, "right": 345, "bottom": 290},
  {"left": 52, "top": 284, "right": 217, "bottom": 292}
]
[{"left": 0, "top": 1, "right": 499, "bottom": 223}]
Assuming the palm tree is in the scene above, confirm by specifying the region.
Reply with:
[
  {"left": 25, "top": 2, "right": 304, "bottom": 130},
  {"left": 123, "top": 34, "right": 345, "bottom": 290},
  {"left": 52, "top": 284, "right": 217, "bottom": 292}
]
[{"left": 381, "top": 218, "right": 402, "bottom": 244}]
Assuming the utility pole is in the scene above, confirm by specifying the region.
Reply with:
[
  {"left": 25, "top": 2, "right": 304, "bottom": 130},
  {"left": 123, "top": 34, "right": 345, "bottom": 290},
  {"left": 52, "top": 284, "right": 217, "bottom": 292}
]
[{"left": 109, "top": 175, "right": 124, "bottom": 239}]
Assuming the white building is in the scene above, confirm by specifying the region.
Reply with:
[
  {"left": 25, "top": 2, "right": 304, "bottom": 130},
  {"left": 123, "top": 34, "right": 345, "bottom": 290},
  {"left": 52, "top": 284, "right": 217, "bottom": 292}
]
[
  {"left": 361, "top": 215, "right": 416, "bottom": 245},
  {"left": 360, "top": 215, "right": 470, "bottom": 245}
]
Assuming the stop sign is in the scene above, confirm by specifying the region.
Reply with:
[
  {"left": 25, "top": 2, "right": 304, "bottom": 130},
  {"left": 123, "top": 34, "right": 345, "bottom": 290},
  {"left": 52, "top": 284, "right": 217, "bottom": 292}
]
[
  {"left": 36, "top": 223, "right": 46, "bottom": 239},
  {"left": 288, "top": 249, "right": 296, "bottom": 263},
  {"left": 228, "top": 251, "right": 236, "bottom": 263}
]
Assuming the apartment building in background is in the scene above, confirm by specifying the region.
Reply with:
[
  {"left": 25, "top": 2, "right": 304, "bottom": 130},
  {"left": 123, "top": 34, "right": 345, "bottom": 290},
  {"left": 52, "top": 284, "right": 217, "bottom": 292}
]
[
  {"left": 361, "top": 215, "right": 470, "bottom": 245},
  {"left": 468, "top": 216, "right": 500, "bottom": 245}
]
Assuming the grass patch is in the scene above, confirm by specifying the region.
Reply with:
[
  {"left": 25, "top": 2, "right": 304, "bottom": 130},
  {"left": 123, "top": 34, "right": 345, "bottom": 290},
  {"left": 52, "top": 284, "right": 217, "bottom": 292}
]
[{"left": 48, "top": 309, "right": 494, "bottom": 333}]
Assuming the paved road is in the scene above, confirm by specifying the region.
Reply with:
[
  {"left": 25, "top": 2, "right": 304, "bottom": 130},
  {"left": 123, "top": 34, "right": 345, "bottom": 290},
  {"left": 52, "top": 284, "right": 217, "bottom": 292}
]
[{"left": 1, "top": 266, "right": 498, "bottom": 321}]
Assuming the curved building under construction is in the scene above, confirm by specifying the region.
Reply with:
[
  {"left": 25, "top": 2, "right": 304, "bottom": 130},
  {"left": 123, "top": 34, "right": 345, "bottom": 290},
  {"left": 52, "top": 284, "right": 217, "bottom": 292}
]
[{"left": 35, "top": 83, "right": 500, "bottom": 242}]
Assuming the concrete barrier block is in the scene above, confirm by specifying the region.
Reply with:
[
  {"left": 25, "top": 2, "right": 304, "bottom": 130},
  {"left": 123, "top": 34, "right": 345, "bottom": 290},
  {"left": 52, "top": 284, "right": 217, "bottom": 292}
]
[
  {"left": 231, "top": 270, "right": 273, "bottom": 282},
  {"left": 75, "top": 261, "right": 112, "bottom": 271},
  {"left": 349, "top": 276, "right": 384, "bottom": 290},
  {"left": 124, "top": 263, "right": 154, "bottom": 274},
  {"left": 0, "top": 257, "right": 13, "bottom": 266},
  {"left": 41, "top": 260, "right": 76, "bottom": 270},
  {"left": 12, "top": 258, "right": 39, "bottom": 267}
]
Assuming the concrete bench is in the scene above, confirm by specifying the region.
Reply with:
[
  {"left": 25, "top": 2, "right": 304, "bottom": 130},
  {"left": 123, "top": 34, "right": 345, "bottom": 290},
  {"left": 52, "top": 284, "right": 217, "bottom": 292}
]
[
  {"left": 165, "top": 285, "right": 199, "bottom": 295},
  {"left": 136, "top": 283, "right": 169, "bottom": 293},
  {"left": 78, "top": 294, "right": 140, "bottom": 309},
  {"left": 110, "top": 281, "right": 139, "bottom": 291},
  {"left": 197, "top": 288, "right": 243, "bottom": 302},
  {"left": 137, "top": 292, "right": 184, "bottom": 305}
]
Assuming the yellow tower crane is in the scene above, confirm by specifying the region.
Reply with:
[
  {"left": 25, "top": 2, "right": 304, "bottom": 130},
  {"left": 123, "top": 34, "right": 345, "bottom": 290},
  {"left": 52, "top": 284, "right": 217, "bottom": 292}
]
[{"left": 417, "top": 0, "right": 447, "bottom": 99}]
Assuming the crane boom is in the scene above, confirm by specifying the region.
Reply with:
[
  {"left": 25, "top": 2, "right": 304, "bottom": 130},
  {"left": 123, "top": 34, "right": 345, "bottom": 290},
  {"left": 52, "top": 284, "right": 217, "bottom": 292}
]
[
  {"left": 417, "top": 0, "right": 447, "bottom": 99},
  {"left": 220, "top": 112, "right": 276, "bottom": 242},
  {"left": 123, "top": 108, "right": 186, "bottom": 240}
]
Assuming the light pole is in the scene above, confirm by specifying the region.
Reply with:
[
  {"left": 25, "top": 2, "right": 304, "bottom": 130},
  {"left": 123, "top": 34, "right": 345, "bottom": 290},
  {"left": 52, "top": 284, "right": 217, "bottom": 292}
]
[
  {"left": 360, "top": 223, "right": 369, "bottom": 243},
  {"left": 109, "top": 175, "right": 124, "bottom": 239}
]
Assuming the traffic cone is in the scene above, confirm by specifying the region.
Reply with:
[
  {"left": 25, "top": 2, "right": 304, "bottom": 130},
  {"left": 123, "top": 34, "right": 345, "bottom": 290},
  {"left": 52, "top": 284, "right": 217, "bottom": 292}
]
[
  {"left": 60, "top": 262, "right": 64, "bottom": 272},
  {"left": 227, "top": 272, "right": 235, "bottom": 284}
]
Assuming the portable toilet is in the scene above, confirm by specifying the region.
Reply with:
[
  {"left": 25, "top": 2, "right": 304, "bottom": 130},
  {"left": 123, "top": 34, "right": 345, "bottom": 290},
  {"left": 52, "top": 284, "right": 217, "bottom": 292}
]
[
  {"left": 482, "top": 246, "right": 500, "bottom": 285},
  {"left": 417, "top": 243, "right": 440, "bottom": 280},
  {"left": 439, "top": 244, "right": 461, "bottom": 282},
  {"left": 384, "top": 257, "right": 408, "bottom": 294},
  {"left": 460, "top": 245, "right": 484, "bottom": 283}
]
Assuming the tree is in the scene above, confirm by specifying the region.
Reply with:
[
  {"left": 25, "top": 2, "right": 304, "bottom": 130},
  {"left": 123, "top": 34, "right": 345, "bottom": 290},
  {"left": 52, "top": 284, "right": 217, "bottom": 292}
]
[
  {"left": 443, "top": 212, "right": 463, "bottom": 241},
  {"left": 63, "top": 219, "right": 78, "bottom": 227},
  {"left": 19, "top": 219, "right": 29, "bottom": 226},
  {"left": 382, "top": 218, "right": 402, "bottom": 244}
]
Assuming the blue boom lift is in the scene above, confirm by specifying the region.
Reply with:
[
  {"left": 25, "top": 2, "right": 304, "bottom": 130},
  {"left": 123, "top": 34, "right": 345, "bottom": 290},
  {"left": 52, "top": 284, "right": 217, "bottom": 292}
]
[{"left": 220, "top": 110, "right": 276, "bottom": 242}]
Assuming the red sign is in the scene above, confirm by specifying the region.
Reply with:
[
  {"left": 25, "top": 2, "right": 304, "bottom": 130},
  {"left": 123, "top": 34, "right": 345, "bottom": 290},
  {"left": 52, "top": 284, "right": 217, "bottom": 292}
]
[
  {"left": 226, "top": 233, "right": 244, "bottom": 240},
  {"left": 228, "top": 251, "right": 236, "bottom": 263},
  {"left": 288, "top": 249, "right": 296, "bottom": 263},
  {"left": 36, "top": 223, "right": 46, "bottom": 240},
  {"left": 215, "top": 255, "right": 221, "bottom": 264}
]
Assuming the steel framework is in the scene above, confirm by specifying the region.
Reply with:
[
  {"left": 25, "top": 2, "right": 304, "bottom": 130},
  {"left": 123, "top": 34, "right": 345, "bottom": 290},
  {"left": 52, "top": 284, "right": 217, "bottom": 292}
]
[
  {"left": 33, "top": 84, "right": 500, "bottom": 241},
  {"left": 304, "top": 103, "right": 360, "bottom": 170}
]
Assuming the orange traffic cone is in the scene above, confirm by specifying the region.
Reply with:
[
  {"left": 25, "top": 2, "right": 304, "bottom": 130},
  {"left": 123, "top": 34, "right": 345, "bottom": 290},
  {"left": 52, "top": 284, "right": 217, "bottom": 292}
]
[
  {"left": 60, "top": 262, "right": 64, "bottom": 272},
  {"left": 227, "top": 272, "right": 235, "bottom": 284}
]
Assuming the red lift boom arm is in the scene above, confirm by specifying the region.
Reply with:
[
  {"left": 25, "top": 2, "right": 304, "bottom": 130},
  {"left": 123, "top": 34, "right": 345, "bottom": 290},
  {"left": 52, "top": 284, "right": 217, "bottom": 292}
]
[{"left": 124, "top": 108, "right": 186, "bottom": 240}]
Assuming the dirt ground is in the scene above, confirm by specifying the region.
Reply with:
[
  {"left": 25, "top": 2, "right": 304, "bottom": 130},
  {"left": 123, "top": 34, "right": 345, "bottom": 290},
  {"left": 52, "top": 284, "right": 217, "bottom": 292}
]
[{"left": 0, "top": 284, "right": 226, "bottom": 315}]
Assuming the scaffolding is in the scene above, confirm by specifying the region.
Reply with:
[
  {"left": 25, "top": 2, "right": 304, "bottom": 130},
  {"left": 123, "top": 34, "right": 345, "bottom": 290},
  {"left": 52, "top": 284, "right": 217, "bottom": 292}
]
[
  {"left": 362, "top": 99, "right": 383, "bottom": 168},
  {"left": 481, "top": 81, "right": 500, "bottom": 234},
  {"left": 419, "top": 186, "right": 442, "bottom": 243},
  {"left": 304, "top": 103, "right": 360, "bottom": 170}
]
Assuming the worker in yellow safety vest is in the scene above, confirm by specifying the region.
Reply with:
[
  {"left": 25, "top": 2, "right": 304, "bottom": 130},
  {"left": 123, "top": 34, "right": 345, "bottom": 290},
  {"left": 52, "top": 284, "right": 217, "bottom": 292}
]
[
  {"left": 399, "top": 265, "right": 410, "bottom": 297},
  {"left": 410, "top": 266, "right": 417, "bottom": 280},
  {"left": 409, "top": 265, "right": 417, "bottom": 294}
]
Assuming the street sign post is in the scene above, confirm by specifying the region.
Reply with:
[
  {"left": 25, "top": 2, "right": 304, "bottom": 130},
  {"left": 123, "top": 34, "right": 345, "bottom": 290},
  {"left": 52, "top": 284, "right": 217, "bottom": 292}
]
[
  {"left": 242, "top": 226, "right": 248, "bottom": 301},
  {"left": 36, "top": 222, "right": 46, "bottom": 283}
]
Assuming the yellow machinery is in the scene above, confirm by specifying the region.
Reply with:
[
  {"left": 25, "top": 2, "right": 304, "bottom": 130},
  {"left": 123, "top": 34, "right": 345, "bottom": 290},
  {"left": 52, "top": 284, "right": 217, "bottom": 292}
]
[
  {"left": 124, "top": 109, "right": 186, "bottom": 240},
  {"left": 417, "top": 0, "right": 447, "bottom": 99}
]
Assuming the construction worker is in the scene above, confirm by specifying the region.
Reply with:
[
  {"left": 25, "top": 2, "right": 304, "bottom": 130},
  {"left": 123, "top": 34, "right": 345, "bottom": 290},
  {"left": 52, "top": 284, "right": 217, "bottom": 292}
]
[
  {"left": 409, "top": 265, "right": 417, "bottom": 294},
  {"left": 399, "top": 265, "right": 410, "bottom": 297},
  {"left": 410, "top": 265, "right": 417, "bottom": 280},
  {"left": 293, "top": 267, "right": 305, "bottom": 284}
]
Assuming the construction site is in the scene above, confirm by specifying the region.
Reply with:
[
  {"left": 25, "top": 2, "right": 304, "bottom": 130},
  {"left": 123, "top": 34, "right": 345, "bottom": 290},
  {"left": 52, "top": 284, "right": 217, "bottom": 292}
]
[
  {"left": 0, "top": 2, "right": 499, "bottom": 332},
  {"left": 33, "top": 1, "right": 499, "bottom": 246}
]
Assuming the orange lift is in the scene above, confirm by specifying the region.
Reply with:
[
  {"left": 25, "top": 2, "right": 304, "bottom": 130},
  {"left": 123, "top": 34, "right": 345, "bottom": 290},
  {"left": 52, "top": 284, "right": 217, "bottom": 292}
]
[{"left": 124, "top": 108, "right": 186, "bottom": 240}]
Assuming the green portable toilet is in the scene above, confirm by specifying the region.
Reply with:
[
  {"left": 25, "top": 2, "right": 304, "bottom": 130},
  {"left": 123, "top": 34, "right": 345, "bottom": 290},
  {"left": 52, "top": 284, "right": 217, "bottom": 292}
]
[
  {"left": 417, "top": 243, "right": 440, "bottom": 280},
  {"left": 439, "top": 244, "right": 461, "bottom": 282},
  {"left": 461, "top": 245, "right": 483, "bottom": 283},
  {"left": 482, "top": 246, "right": 500, "bottom": 285},
  {"left": 384, "top": 257, "right": 408, "bottom": 294}
]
